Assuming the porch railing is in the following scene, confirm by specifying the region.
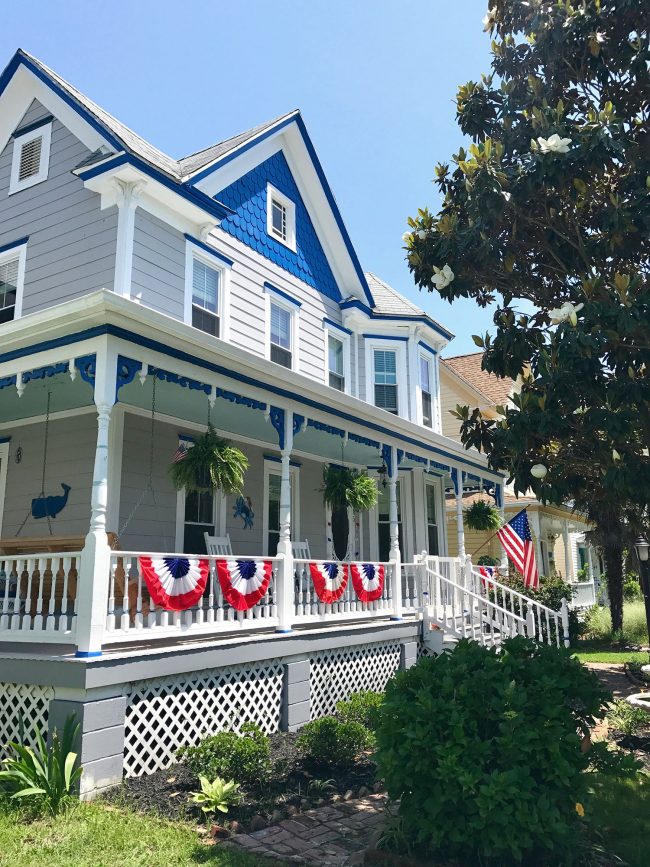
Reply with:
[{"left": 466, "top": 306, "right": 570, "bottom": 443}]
[
  {"left": 104, "top": 553, "right": 281, "bottom": 642},
  {"left": 293, "top": 559, "right": 394, "bottom": 622},
  {"left": 0, "top": 553, "right": 80, "bottom": 643}
]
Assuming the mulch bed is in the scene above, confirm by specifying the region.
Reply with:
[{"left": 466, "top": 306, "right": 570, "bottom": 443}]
[{"left": 103, "top": 731, "right": 379, "bottom": 832}]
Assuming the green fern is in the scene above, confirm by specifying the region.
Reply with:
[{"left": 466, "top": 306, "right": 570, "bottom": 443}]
[
  {"left": 169, "top": 425, "right": 249, "bottom": 494},
  {"left": 321, "top": 465, "right": 378, "bottom": 513},
  {"left": 463, "top": 500, "right": 502, "bottom": 532}
]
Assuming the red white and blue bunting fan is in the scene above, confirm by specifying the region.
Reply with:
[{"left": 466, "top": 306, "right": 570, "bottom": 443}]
[
  {"left": 217, "top": 559, "right": 273, "bottom": 611},
  {"left": 309, "top": 562, "right": 349, "bottom": 604},
  {"left": 138, "top": 556, "right": 210, "bottom": 611},
  {"left": 351, "top": 563, "right": 385, "bottom": 603}
]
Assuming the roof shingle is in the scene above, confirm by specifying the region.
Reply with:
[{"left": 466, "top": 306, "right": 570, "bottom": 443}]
[{"left": 442, "top": 352, "right": 514, "bottom": 405}]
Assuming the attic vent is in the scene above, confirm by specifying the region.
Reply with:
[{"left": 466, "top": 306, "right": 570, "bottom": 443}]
[{"left": 18, "top": 136, "right": 43, "bottom": 182}]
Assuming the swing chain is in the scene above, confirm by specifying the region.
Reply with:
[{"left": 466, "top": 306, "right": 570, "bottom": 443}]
[{"left": 15, "top": 390, "right": 53, "bottom": 537}]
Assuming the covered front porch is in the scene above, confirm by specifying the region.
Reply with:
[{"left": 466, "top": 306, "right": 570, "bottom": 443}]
[{"left": 0, "top": 293, "right": 504, "bottom": 657}]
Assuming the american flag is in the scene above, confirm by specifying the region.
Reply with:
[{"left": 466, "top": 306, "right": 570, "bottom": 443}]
[
  {"left": 497, "top": 509, "right": 539, "bottom": 589},
  {"left": 172, "top": 441, "right": 189, "bottom": 463}
]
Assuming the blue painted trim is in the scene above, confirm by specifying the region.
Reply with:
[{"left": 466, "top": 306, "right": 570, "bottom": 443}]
[
  {"left": 417, "top": 340, "right": 437, "bottom": 356},
  {"left": 340, "top": 299, "right": 372, "bottom": 315},
  {"left": 0, "top": 51, "right": 124, "bottom": 151},
  {"left": 323, "top": 317, "right": 352, "bottom": 336},
  {"left": 275, "top": 628, "right": 293, "bottom": 633},
  {"left": 185, "top": 112, "right": 375, "bottom": 308},
  {"left": 12, "top": 114, "right": 53, "bottom": 138},
  {"left": 263, "top": 281, "right": 301, "bottom": 308},
  {"left": 77, "top": 153, "right": 233, "bottom": 221},
  {"left": 0, "top": 236, "right": 29, "bottom": 256},
  {"left": 269, "top": 406, "right": 286, "bottom": 449},
  {"left": 362, "top": 333, "right": 409, "bottom": 342},
  {"left": 75, "top": 651, "right": 102, "bottom": 658},
  {"left": 263, "top": 453, "right": 302, "bottom": 468},
  {"left": 184, "top": 234, "right": 234, "bottom": 268},
  {"left": 0, "top": 436, "right": 11, "bottom": 443},
  {"left": 1, "top": 325, "right": 501, "bottom": 481}
]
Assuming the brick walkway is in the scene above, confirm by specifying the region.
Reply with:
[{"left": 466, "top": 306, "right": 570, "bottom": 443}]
[
  {"left": 225, "top": 794, "right": 388, "bottom": 865},
  {"left": 585, "top": 662, "right": 639, "bottom": 699}
]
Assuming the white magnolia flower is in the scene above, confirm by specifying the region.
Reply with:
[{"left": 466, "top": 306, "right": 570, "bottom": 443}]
[
  {"left": 482, "top": 8, "right": 496, "bottom": 31},
  {"left": 537, "top": 134, "right": 572, "bottom": 154},
  {"left": 402, "top": 231, "right": 412, "bottom": 243},
  {"left": 531, "top": 464, "right": 548, "bottom": 479},
  {"left": 432, "top": 264, "right": 455, "bottom": 290},
  {"left": 612, "top": 449, "right": 621, "bottom": 462},
  {"left": 548, "top": 301, "right": 584, "bottom": 326},
  {"left": 416, "top": 228, "right": 427, "bottom": 240}
]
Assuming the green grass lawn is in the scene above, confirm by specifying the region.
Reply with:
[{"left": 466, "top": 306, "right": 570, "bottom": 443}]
[
  {"left": 573, "top": 646, "right": 650, "bottom": 664},
  {"left": 0, "top": 800, "right": 277, "bottom": 867},
  {"left": 587, "top": 774, "right": 650, "bottom": 867}
]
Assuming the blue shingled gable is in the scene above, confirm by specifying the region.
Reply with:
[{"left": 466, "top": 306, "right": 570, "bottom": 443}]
[{"left": 216, "top": 150, "right": 341, "bottom": 302}]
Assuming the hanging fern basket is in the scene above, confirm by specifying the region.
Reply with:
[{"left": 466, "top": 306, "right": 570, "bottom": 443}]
[
  {"left": 169, "top": 425, "right": 249, "bottom": 495},
  {"left": 463, "top": 499, "right": 502, "bottom": 532},
  {"left": 321, "top": 465, "right": 378, "bottom": 560}
]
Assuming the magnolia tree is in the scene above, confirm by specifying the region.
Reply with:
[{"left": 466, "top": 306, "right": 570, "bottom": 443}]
[{"left": 405, "top": 0, "right": 649, "bottom": 631}]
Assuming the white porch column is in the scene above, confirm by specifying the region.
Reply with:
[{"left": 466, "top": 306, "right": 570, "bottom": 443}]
[
  {"left": 75, "top": 339, "right": 117, "bottom": 657},
  {"left": 586, "top": 545, "right": 594, "bottom": 580},
  {"left": 563, "top": 520, "right": 572, "bottom": 581},
  {"left": 412, "top": 468, "right": 427, "bottom": 555},
  {"left": 275, "top": 410, "right": 294, "bottom": 632},
  {"left": 387, "top": 445, "right": 403, "bottom": 619},
  {"left": 455, "top": 470, "right": 465, "bottom": 560},
  {"left": 529, "top": 510, "right": 544, "bottom": 577},
  {"left": 113, "top": 180, "right": 145, "bottom": 298}
]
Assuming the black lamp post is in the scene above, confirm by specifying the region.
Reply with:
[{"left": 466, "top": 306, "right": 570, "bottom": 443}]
[{"left": 633, "top": 535, "right": 650, "bottom": 650}]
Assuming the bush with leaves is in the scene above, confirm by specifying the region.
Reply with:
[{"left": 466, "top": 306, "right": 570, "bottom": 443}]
[
  {"left": 376, "top": 637, "right": 635, "bottom": 864},
  {"left": 623, "top": 574, "right": 642, "bottom": 602},
  {"left": 607, "top": 700, "right": 650, "bottom": 738},
  {"left": 178, "top": 722, "right": 270, "bottom": 787},
  {"left": 297, "top": 717, "right": 370, "bottom": 767},
  {"left": 0, "top": 714, "right": 82, "bottom": 815},
  {"left": 190, "top": 775, "right": 241, "bottom": 816},
  {"left": 336, "top": 691, "right": 384, "bottom": 733}
]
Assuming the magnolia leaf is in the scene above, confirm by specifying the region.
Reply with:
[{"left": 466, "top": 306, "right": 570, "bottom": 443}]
[
  {"left": 573, "top": 178, "right": 587, "bottom": 195},
  {"left": 472, "top": 334, "right": 485, "bottom": 347}
]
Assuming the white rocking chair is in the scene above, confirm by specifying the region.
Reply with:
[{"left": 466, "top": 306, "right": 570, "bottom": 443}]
[
  {"left": 291, "top": 539, "right": 311, "bottom": 560},
  {"left": 203, "top": 533, "right": 233, "bottom": 557}
]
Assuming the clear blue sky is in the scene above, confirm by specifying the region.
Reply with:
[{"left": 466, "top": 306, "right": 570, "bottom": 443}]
[{"left": 1, "top": 0, "right": 494, "bottom": 356}]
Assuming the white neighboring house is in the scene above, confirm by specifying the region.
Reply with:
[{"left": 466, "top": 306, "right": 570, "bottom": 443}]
[{"left": 0, "top": 50, "right": 565, "bottom": 797}]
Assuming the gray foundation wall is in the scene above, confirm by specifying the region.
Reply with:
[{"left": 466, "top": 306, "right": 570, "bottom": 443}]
[{"left": 0, "top": 620, "right": 421, "bottom": 798}]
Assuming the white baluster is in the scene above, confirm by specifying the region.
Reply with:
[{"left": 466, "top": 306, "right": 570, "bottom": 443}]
[
  {"left": 120, "top": 561, "right": 130, "bottom": 631},
  {"left": 0, "top": 560, "right": 10, "bottom": 630},
  {"left": 148, "top": 594, "right": 158, "bottom": 628},
  {"left": 22, "top": 559, "right": 35, "bottom": 631},
  {"left": 206, "top": 561, "right": 215, "bottom": 624},
  {"left": 35, "top": 557, "right": 47, "bottom": 631},
  {"left": 106, "top": 558, "right": 117, "bottom": 631},
  {"left": 135, "top": 567, "right": 143, "bottom": 629},
  {"left": 58, "top": 556, "right": 71, "bottom": 633}
]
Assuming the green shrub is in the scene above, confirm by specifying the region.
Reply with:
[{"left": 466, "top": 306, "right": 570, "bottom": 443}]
[
  {"left": 335, "top": 691, "right": 384, "bottom": 732},
  {"left": 607, "top": 700, "right": 650, "bottom": 737},
  {"left": 376, "top": 637, "right": 632, "bottom": 865},
  {"left": 0, "top": 714, "right": 82, "bottom": 815},
  {"left": 297, "top": 717, "right": 370, "bottom": 767},
  {"left": 190, "top": 776, "right": 241, "bottom": 816},
  {"left": 178, "top": 722, "right": 270, "bottom": 786},
  {"left": 623, "top": 574, "right": 642, "bottom": 602}
]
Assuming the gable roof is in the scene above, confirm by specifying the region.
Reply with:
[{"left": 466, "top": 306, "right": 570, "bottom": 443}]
[
  {"left": 442, "top": 352, "right": 514, "bottom": 406},
  {"left": 362, "top": 272, "right": 454, "bottom": 339}
]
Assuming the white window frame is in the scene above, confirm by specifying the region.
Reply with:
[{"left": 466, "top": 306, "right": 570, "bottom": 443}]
[
  {"left": 0, "top": 239, "right": 27, "bottom": 322},
  {"left": 184, "top": 239, "right": 230, "bottom": 342},
  {"left": 0, "top": 440, "right": 9, "bottom": 537},
  {"left": 324, "top": 325, "right": 351, "bottom": 395},
  {"left": 364, "top": 338, "right": 408, "bottom": 418},
  {"left": 9, "top": 122, "right": 52, "bottom": 195},
  {"left": 368, "top": 470, "right": 412, "bottom": 562},
  {"left": 423, "top": 475, "right": 444, "bottom": 556},
  {"left": 266, "top": 183, "right": 296, "bottom": 251},
  {"left": 174, "top": 436, "right": 226, "bottom": 551},
  {"left": 418, "top": 352, "right": 434, "bottom": 429},
  {"left": 262, "top": 459, "right": 300, "bottom": 556},
  {"left": 265, "top": 287, "right": 300, "bottom": 371}
]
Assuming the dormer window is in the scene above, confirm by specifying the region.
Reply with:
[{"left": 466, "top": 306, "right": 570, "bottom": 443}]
[
  {"left": 9, "top": 121, "right": 52, "bottom": 195},
  {"left": 267, "top": 183, "right": 296, "bottom": 250}
]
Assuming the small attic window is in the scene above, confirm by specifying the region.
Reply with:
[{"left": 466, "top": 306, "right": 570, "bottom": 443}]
[
  {"left": 9, "top": 122, "right": 52, "bottom": 195},
  {"left": 267, "top": 183, "right": 296, "bottom": 251}
]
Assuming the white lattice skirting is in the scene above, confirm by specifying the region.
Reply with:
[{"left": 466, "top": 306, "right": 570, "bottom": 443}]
[
  {"left": 123, "top": 660, "right": 284, "bottom": 777},
  {"left": 309, "top": 640, "right": 401, "bottom": 719},
  {"left": 0, "top": 682, "right": 54, "bottom": 758}
]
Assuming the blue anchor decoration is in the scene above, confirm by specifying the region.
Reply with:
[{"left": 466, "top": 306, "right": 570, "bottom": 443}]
[
  {"left": 31, "top": 483, "right": 71, "bottom": 520},
  {"left": 233, "top": 495, "right": 254, "bottom": 530}
]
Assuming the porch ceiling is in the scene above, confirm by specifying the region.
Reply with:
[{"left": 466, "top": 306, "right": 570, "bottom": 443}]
[
  {"left": 118, "top": 376, "right": 278, "bottom": 446},
  {"left": 0, "top": 372, "right": 94, "bottom": 424}
]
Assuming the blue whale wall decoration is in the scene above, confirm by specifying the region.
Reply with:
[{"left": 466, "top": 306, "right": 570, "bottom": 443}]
[{"left": 31, "top": 483, "right": 71, "bottom": 520}]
